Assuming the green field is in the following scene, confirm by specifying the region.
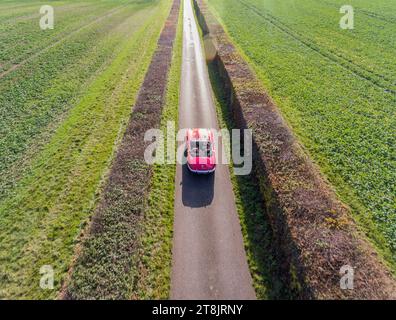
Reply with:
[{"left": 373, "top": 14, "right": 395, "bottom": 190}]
[
  {"left": 0, "top": 0, "right": 172, "bottom": 299},
  {"left": 207, "top": 0, "right": 396, "bottom": 266}
]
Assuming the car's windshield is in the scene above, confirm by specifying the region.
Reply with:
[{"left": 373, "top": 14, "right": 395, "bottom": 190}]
[{"left": 190, "top": 140, "right": 212, "bottom": 157}]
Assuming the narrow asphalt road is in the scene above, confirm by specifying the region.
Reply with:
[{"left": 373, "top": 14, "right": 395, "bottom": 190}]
[{"left": 170, "top": 0, "right": 256, "bottom": 300}]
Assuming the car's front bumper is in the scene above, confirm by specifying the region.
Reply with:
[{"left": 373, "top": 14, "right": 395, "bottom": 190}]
[{"left": 187, "top": 163, "right": 216, "bottom": 174}]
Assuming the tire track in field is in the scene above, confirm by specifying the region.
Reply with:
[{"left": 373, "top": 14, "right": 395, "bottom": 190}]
[
  {"left": 0, "top": 3, "right": 129, "bottom": 80},
  {"left": 358, "top": 8, "right": 396, "bottom": 24},
  {"left": 0, "top": 1, "right": 44, "bottom": 10},
  {"left": 0, "top": 2, "right": 93, "bottom": 25},
  {"left": 0, "top": 3, "right": 43, "bottom": 21},
  {"left": 322, "top": 0, "right": 396, "bottom": 24},
  {"left": 0, "top": 3, "right": 104, "bottom": 47},
  {"left": 238, "top": 0, "right": 396, "bottom": 96}
]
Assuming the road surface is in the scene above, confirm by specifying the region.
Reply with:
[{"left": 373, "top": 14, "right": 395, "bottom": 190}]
[{"left": 170, "top": 0, "right": 256, "bottom": 300}]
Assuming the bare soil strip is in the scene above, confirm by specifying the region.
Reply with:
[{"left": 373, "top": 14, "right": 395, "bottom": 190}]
[
  {"left": 61, "top": 0, "right": 180, "bottom": 299},
  {"left": 194, "top": 0, "right": 396, "bottom": 299}
]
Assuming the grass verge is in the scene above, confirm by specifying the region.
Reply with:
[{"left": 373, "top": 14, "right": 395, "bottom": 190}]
[{"left": 133, "top": 2, "right": 183, "bottom": 299}]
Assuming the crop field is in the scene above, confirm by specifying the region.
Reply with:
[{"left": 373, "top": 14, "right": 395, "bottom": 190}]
[
  {"left": 207, "top": 0, "right": 396, "bottom": 268},
  {"left": 0, "top": 0, "right": 172, "bottom": 299}
]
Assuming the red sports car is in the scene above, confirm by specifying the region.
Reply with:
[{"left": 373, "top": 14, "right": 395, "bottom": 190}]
[{"left": 186, "top": 128, "right": 216, "bottom": 174}]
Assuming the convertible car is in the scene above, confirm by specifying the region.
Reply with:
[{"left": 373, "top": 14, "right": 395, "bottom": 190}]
[{"left": 185, "top": 128, "right": 216, "bottom": 174}]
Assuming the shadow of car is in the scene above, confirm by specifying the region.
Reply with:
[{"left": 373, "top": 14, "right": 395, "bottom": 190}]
[{"left": 181, "top": 163, "right": 215, "bottom": 208}]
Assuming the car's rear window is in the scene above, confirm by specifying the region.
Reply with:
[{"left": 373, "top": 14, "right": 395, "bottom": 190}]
[{"left": 190, "top": 140, "right": 212, "bottom": 157}]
